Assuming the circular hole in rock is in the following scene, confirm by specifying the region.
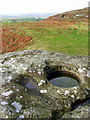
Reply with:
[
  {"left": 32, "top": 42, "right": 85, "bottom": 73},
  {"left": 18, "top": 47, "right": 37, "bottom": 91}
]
[{"left": 47, "top": 71, "right": 80, "bottom": 88}]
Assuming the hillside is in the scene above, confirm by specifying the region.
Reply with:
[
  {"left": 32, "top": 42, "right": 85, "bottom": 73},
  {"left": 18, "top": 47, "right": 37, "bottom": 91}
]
[
  {"left": 46, "top": 8, "right": 88, "bottom": 21},
  {"left": 1, "top": 8, "right": 88, "bottom": 55}
]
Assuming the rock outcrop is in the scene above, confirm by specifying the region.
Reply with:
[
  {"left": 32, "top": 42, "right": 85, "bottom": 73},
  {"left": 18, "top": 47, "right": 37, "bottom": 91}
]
[{"left": 0, "top": 50, "right": 90, "bottom": 119}]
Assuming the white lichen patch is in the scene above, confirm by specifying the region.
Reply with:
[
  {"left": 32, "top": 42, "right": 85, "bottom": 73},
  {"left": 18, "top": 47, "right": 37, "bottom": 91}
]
[
  {"left": 19, "top": 115, "right": 24, "bottom": 118},
  {"left": 25, "top": 88, "right": 27, "bottom": 91},
  {"left": 11, "top": 101, "right": 22, "bottom": 113},
  {"left": 1, "top": 101, "right": 8, "bottom": 106},
  {"left": 57, "top": 90, "right": 60, "bottom": 93},
  {"left": 29, "top": 70, "right": 33, "bottom": 73},
  {"left": 38, "top": 82, "right": 42, "bottom": 86},
  {"left": 16, "top": 89, "right": 19, "bottom": 92},
  {"left": 74, "top": 90, "right": 77, "bottom": 94},
  {"left": 23, "top": 67, "right": 27, "bottom": 71},
  {"left": 34, "top": 55, "right": 37, "bottom": 57},
  {"left": 38, "top": 80, "right": 45, "bottom": 86},
  {"left": 10, "top": 57, "right": 16, "bottom": 62},
  {"left": 5, "top": 115, "right": 9, "bottom": 118},
  {"left": 64, "top": 90, "right": 69, "bottom": 95},
  {"left": 0, "top": 68, "right": 7, "bottom": 72},
  {"left": 38, "top": 64, "right": 41, "bottom": 67},
  {"left": 40, "top": 80, "right": 45, "bottom": 83},
  {"left": 6, "top": 76, "right": 12, "bottom": 82},
  {"left": 0, "top": 63, "right": 3, "bottom": 67},
  {"left": 20, "top": 96, "right": 23, "bottom": 99},
  {"left": 0, "top": 67, "right": 2, "bottom": 71},
  {"left": 82, "top": 68, "right": 87, "bottom": 71},
  {"left": 73, "top": 86, "right": 78, "bottom": 89},
  {"left": 86, "top": 71, "right": 90, "bottom": 77},
  {"left": 12, "top": 86, "right": 16, "bottom": 88},
  {"left": 71, "top": 95, "right": 75, "bottom": 98},
  {"left": 78, "top": 68, "right": 83, "bottom": 73},
  {"left": 40, "top": 89, "right": 47, "bottom": 93},
  {"left": 77, "top": 96, "right": 80, "bottom": 99},
  {"left": 2, "top": 90, "right": 13, "bottom": 96},
  {"left": 38, "top": 71, "right": 41, "bottom": 75}
]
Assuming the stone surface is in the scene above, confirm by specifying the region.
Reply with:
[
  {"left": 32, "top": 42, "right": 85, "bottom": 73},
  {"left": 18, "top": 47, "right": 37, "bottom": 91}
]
[
  {"left": 0, "top": 50, "right": 90, "bottom": 119},
  {"left": 62, "top": 104, "right": 90, "bottom": 118}
]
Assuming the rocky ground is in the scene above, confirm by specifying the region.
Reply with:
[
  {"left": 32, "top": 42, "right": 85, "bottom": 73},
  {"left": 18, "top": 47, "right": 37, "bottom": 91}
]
[{"left": 0, "top": 50, "right": 90, "bottom": 119}]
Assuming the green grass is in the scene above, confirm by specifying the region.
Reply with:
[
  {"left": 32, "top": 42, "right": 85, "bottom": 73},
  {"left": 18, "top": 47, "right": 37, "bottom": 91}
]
[
  {"left": 2, "top": 21, "right": 88, "bottom": 55},
  {"left": 26, "top": 22, "right": 88, "bottom": 55}
]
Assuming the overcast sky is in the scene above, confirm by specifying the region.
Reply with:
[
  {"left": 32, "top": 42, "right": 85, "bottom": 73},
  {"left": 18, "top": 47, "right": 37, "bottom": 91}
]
[{"left": 0, "top": 0, "right": 89, "bottom": 15}]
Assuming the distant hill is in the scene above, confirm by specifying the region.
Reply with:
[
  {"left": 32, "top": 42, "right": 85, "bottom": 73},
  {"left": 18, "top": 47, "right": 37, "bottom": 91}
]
[
  {"left": 0, "top": 13, "right": 58, "bottom": 19},
  {"left": 0, "top": 13, "right": 58, "bottom": 22},
  {"left": 46, "top": 8, "right": 88, "bottom": 21}
]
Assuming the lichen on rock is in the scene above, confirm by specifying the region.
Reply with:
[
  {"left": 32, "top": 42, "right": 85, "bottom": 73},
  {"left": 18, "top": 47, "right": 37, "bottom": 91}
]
[{"left": 0, "top": 50, "right": 90, "bottom": 118}]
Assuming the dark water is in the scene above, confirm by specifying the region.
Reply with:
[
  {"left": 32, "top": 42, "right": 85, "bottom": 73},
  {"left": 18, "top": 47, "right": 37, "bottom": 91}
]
[{"left": 50, "top": 76, "right": 79, "bottom": 88}]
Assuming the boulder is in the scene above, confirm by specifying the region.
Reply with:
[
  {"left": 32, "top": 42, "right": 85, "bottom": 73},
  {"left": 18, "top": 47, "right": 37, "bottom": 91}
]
[
  {"left": 0, "top": 50, "right": 90, "bottom": 119},
  {"left": 62, "top": 104, "right": 90, "bottom": 118}
]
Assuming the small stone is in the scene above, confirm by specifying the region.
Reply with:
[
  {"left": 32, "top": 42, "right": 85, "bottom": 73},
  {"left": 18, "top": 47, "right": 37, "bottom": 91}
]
[{"left": 40, "top": 90, "right": 47, "bottom": 93}]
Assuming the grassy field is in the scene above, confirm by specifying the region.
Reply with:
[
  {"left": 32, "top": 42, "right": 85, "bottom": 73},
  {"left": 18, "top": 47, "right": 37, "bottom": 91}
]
[{"left": 2, "top": 20, "right": 88, "bottom": 55}]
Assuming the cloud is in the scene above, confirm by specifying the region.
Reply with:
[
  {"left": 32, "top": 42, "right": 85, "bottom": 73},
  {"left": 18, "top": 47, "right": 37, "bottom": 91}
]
[{"left": 0, "top": 0, "right": 89, "bottom": 15}]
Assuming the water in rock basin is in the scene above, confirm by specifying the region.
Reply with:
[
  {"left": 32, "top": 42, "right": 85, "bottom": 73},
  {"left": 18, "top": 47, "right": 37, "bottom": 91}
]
[{"left": 49, "top": 72, "right": 80, "bottom": 88}]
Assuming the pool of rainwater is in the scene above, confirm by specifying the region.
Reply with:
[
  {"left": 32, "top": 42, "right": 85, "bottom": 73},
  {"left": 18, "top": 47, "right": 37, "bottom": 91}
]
[{"left": 47, "top": 71, "right": 80, "bottom": 88}]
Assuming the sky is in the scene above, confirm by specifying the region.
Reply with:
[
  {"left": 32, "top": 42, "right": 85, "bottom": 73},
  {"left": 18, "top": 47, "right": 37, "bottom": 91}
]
[{"left": 0, "top": 0, "right": 89, "bottom": 15}]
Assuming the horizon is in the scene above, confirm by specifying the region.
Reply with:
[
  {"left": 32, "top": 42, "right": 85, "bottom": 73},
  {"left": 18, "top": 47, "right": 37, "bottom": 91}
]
[
  {"left": 0, "top": 12, "right": 59, "bottom": 17},
  {"left": 0, "top": 0, "right": 89, "bottom": 16},
  {"left": 0, "top": 7, "right": 88, "bottom": 19}
]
